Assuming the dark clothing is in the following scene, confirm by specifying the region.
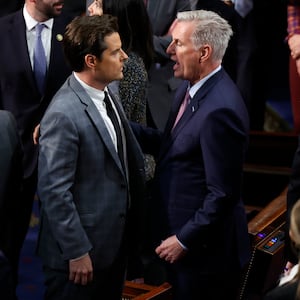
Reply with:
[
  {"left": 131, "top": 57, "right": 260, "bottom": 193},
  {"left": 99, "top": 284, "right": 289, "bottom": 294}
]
[
  {"left": 263, "top": 281, "right": 298, "bottom": 300},
  {"left": 0, "top": 10, "right": 73, "bottom": 282},
  {"left": 0, "top": 0, "right": 23, "bottom": 17},
  {"left": 0, "top": 110, "right": 23, "bottom": 298},
  {"left": 286, "top": 137, "right": 300, "bottom": 264},
  {"left": 132, "top": 68, "right": 251, "bottom": 299},
  {"left": 0, "top": 251, "right": 14, "bottom": 300},
  {"left": 43, "top": 252, "right": 127, "bottom": 300}
]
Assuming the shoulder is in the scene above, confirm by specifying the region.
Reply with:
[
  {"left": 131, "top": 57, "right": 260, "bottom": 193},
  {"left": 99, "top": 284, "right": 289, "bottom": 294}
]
[
  {"left": 0, "top": 10, "right": 20, "bottom": 27},
  {"left": 0, "top": 110, "right": 16, "bottom": 126},
  {"left": 53, "top": 11, "right": 74, "bottom": 28}
]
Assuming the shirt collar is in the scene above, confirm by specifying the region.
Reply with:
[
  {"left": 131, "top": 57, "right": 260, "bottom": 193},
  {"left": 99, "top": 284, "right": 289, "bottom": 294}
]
[
  {"left": 189, "top": 65, "right": 221, "bottom": 98},
  {"left": 23, "top": 4, "right": 54, "bottom": 31},
  {"left": 74, "top": 72, "right": 108, "bottom": 102}
]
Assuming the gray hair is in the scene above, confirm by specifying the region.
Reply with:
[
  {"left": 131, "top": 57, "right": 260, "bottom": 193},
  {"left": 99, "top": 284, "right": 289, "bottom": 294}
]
[{"left": 177, "top": 10, "right": 233, "bottom": 62}]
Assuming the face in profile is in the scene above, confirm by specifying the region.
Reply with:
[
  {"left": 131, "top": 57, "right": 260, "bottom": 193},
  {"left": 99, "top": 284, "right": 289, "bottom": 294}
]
[
  {"left": 88, "top": 0, "right": 103, "bottom": 16},
  {"left": 93, "top": 32, "right": 128, "bottom": 85},
  {"left": 166, "top": 21, "right": 203, "bottom": 85}
]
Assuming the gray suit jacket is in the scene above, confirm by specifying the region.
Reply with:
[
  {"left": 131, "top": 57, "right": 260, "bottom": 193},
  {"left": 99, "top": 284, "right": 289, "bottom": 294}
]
[{"left": 37, "top": 74, "right": 145, "bottom": 271}]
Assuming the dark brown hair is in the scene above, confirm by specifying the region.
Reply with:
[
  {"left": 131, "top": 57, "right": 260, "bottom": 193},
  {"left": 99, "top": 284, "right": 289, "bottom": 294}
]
[{"left": 63, "top": 14, "right": 119, "bottom": 72}]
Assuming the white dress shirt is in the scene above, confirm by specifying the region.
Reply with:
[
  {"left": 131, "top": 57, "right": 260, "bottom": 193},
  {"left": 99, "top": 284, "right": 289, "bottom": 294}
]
[{"left": 23, "top": 4, "right": 53, "bottom": 69}]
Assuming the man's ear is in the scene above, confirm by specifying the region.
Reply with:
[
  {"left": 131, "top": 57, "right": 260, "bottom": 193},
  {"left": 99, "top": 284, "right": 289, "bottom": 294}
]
[
  {"left": 85, "top": 54, "right": 97, "bottom": 68},
  {"left": 198, "top": 44, "right": 211, "bottom": 63}
]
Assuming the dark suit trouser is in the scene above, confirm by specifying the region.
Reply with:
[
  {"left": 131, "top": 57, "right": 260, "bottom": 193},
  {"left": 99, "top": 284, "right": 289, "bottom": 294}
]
[
  {"left": 0, "top": 250, "right": 14, "bottom": 300},
  {"left": 43, "top": 254, "right": 127, "bottom": 300},
  {"left": 165, "top": 259, "right": 242, "bottom": 300},
  {"left": 11, "top": 171, "right": 37, "bottom": 292}
]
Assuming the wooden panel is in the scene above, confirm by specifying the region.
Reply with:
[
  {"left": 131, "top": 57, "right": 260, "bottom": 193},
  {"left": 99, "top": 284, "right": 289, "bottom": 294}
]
[
  {"left": 122, "top": 281, "right": 172, "bottom": 300},
  {"left": 247, "top": 187, "right": 287, "bottom": 237}
]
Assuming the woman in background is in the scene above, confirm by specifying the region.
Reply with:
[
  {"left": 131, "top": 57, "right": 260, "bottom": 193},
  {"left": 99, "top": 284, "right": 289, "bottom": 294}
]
[{"left": 264, "top": 198, "right": 300, "bottom": 299}]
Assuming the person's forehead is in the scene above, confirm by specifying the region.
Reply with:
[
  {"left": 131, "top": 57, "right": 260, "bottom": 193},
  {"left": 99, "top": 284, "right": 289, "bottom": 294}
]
[
  {"left": 173, "top": 21, "right": 194, "bottom": 38},
  {"left": 104, "top": 32, "right": 121, "bottom": 49}
]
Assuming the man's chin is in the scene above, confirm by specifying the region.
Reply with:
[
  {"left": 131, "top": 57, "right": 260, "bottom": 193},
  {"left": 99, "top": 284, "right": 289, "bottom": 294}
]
[
  {"left": 117, "top": 73, "right": 124, "bottom": 80},
  {"left": 173, "top": 71, "right": 182, "bottom": 79}
]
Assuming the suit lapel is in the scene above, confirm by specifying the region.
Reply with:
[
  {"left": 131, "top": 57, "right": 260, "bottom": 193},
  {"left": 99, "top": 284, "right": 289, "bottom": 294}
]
[
  {"left": 69, "top": 75, "right": 125, "bottom": 175},
  {"left": 159, "top": 69, "right": 224, "bottom": 160},
  {"left": 11, "top": 12, "right": 36, "bottom": 90},
  {"left": 48, "top": 16, "right": 66, "bottom": 75}
]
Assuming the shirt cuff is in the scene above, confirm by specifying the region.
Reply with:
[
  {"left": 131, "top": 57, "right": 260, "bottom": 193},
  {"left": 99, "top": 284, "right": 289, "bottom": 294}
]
[
  {"left": 176, "top": 236, "right": 188, "bottom": 250},
  {"left": 70, "top": 253, "right": 88, "bottom": 262}
]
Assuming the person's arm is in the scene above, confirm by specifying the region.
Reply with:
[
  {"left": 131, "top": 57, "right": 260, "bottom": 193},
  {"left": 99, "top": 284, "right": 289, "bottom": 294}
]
[
  {"left": 177, "top": 106, "right": 248, "bottom": 248},
  {"left": 38, "top": 111, "right": 93, "bottom": 282},
  {"left": 130, "top": 121, "right": 162, "bottom": 158}
]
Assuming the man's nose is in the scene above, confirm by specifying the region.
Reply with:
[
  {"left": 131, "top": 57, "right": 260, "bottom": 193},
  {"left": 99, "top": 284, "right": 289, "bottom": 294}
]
[
  {"left": 120, "top": 49, "right": 128, "bottom": 61},
  {"left": 166, "top": 40, "right": 175, "bottom": 55}
]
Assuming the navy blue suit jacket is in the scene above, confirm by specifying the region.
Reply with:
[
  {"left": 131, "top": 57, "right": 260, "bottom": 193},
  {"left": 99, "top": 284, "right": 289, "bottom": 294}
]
[
  {"left": 0, "top": 10, "right": 72, "bottom": 178},
  {"left": 132, "top": 68, "right": 251, "bottom": 273}
]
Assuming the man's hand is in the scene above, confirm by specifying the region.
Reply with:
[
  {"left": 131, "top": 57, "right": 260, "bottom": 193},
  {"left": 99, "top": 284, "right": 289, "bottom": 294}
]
[
  {"left": 33, "top": 124, "right": 40, "bottom": 145},
  {"left": 69, "top": 254, "right": 93, "bottom": 285},
  {"left": 155, "top": 235, "right": 186, "bottom": 264}
]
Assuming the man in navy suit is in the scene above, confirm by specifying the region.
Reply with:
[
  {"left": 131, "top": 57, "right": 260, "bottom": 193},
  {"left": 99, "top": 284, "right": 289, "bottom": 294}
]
[
  {"left": 0, "top": 0, "right": 73, "bottom": 285},
  {"left": 37, "top": 15, "right": 145, "bottom": 299},
  {"left": 132, "top": 10, "right": 251, "bottom": 299}
]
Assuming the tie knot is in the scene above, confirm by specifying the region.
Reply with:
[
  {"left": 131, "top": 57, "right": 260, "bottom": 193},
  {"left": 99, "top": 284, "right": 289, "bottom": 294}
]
[
  {"left": 36, "top": 23, "right": 45, "bottom": 36},
  {"left": 103, "top": 91, "right": 110, "bottom": 104}
]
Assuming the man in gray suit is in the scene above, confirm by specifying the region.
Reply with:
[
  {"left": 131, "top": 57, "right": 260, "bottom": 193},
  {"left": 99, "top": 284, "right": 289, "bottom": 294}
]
[{"left": 37, "top": 15, "right": 145, "bottom": 300}]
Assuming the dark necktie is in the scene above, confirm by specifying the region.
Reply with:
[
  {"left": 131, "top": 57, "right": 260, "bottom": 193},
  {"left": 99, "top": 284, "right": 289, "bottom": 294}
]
[
  {"left": 103, "top": 91, "right": 125, "bottom": 170},
  {"left": 34, "top": 23, "right": 47, "bottom": 94}
]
